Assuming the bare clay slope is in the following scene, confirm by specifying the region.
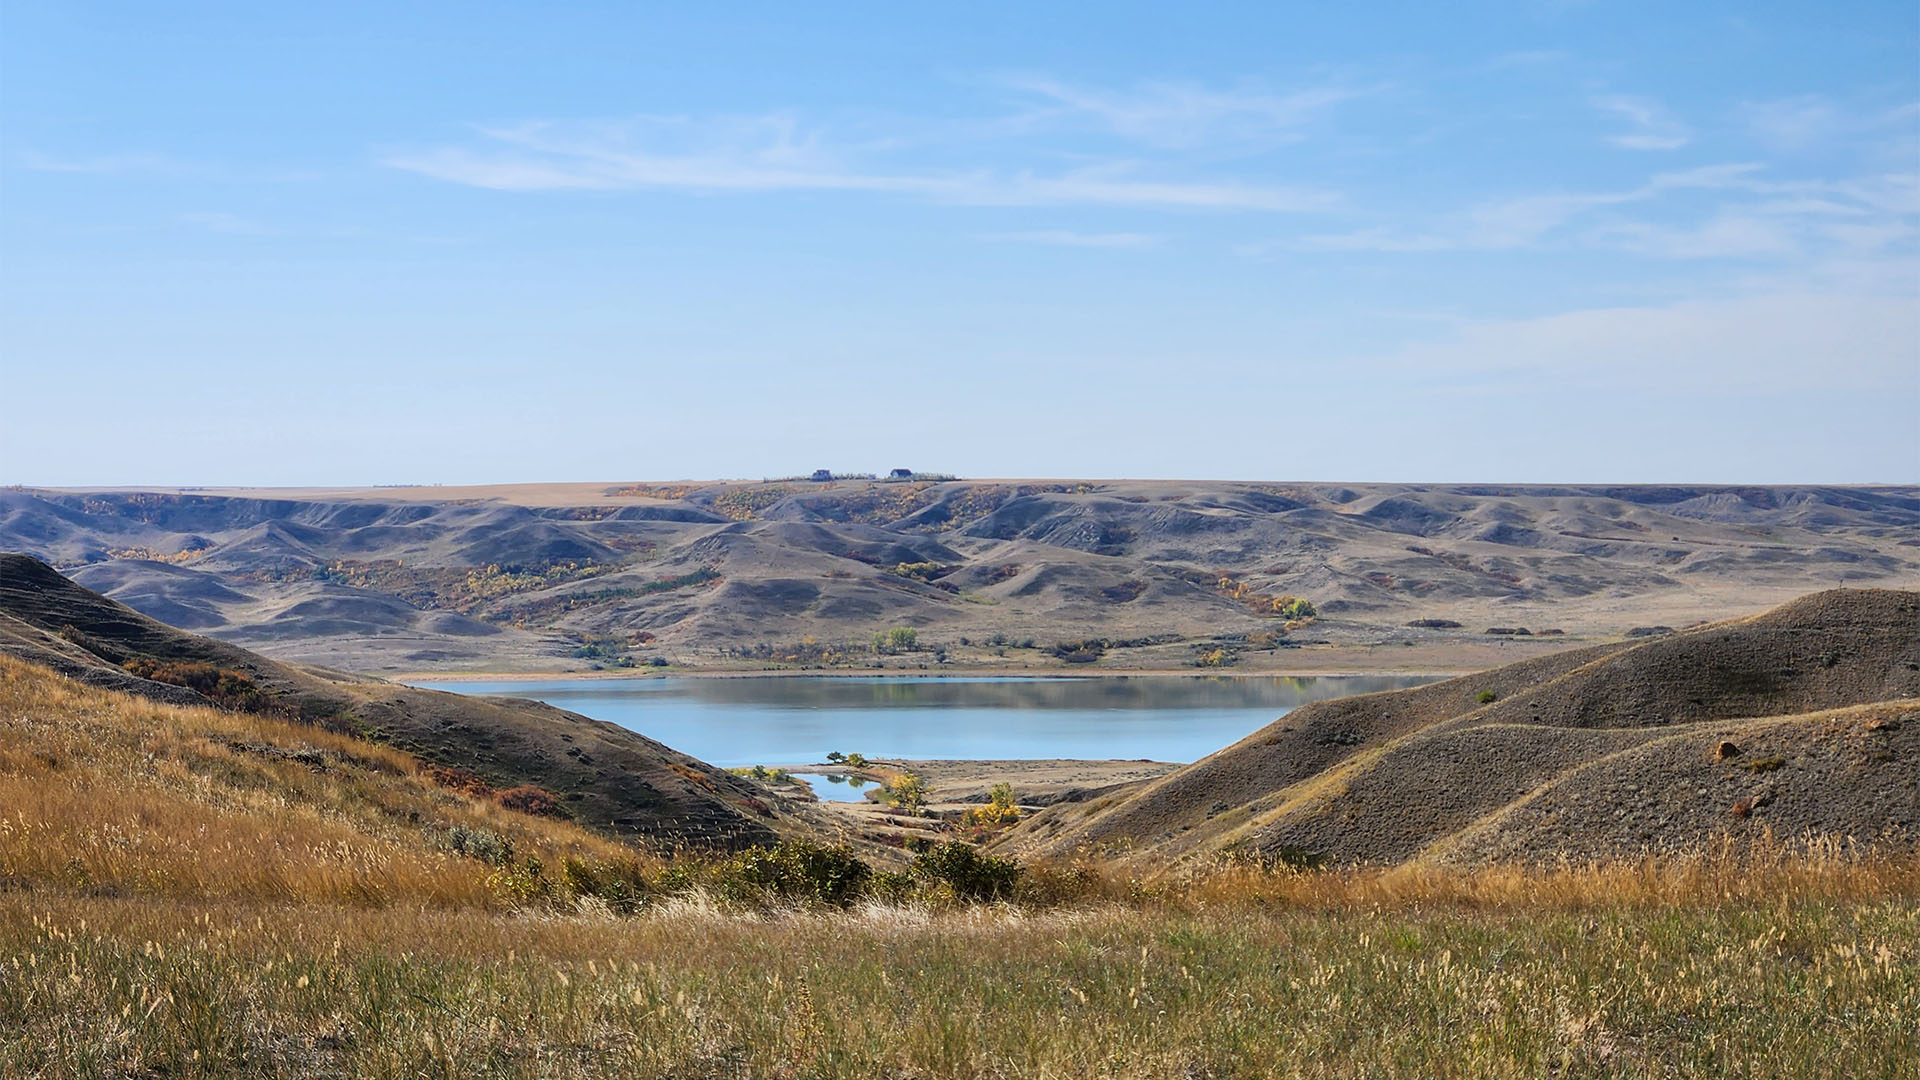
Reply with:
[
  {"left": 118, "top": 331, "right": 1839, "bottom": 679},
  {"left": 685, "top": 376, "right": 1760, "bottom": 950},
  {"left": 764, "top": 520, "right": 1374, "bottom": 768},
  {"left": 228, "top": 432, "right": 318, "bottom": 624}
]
[
  {"left": 1008, "top": 589, "right": 1920, "bottom": 867},
  {"left": 4, "top": 482, "right": 1916, "bottom": 673},
  {"left": 0, "top": 554, "right": 781, "bottom": 850}
]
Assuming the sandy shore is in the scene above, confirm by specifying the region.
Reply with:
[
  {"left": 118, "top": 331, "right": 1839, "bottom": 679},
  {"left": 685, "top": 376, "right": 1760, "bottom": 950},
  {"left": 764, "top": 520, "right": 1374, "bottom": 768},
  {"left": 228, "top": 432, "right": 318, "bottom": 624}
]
[{"left": 768, "top": 757, "right": 1182, "bottom": 807}]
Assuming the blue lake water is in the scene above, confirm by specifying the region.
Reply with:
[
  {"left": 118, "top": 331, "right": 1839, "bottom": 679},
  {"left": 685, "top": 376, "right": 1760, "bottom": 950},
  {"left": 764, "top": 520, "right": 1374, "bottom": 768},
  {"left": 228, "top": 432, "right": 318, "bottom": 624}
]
[
  {"left": 409, "top": 675, "right": 1439, "bottom": 769},
  {"left": 790, "top": 773, "right": 880, "bottom": 802}
]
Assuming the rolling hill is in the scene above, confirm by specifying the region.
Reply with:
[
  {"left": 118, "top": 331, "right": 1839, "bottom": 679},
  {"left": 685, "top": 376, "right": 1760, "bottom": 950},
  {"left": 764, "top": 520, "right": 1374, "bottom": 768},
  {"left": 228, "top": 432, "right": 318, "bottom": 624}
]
[
  {"left": 1004, "top": 588, "right": 1920, "bottom": 868},
  {"left": 4, "top": 480, "right": 1917, "bottom": 674},
  {"left": 0, "top": 553, "right": 784, "bottom": 849}
]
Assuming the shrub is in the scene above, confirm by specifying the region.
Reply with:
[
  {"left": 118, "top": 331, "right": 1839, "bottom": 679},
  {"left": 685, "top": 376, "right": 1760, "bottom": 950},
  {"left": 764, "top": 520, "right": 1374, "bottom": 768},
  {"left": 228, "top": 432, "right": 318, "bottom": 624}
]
[
  {"left": 1012, "top": 861, "right": 1104, "bottom": 906},
  {"left": 883, "top": 771, "right": 927, "bottom": 811},
  {"left": 962, "top": 782, "right": 1021, "bottom": 827},
  {"left": 496, "top": 785, "right": 564, "bottom": 817},
  {"left": 912, "top": 842, "right": 1022, "bottom": 902},
  {"left": 559, "top": 858, "right": 649, "bottom": 913},
  {"left": 708, "top": 841, "right": 873, "bottom": 907},
  {"left": 1475, "top": 689, "right": 1498, "bottom": 704},
  {"left": 486, "top": 857, "right": 553, "bottom": 905},
  {"left": 434, "top": 823, "right": 514, "bottom": 866},
  {"left": 123, "top": 658, "right": 262, "bottom": 705},
  {"left": 1275, "top": 596, "right": 1317, "bottom": 619}
]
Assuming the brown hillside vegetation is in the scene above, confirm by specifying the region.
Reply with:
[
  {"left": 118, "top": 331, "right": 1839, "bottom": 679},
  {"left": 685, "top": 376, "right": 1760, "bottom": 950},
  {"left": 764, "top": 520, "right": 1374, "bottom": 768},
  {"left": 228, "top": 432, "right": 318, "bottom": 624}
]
[
  {"left": 1008, "top": 588, "right": 1920, "bottom": 869},
  {"left": 2, "top": 654, "right": 1918, "bottom": 1077},
  {"left": 0, "top": 553, "right": 785, "bottom": 849},
  {"left": 0, "top": 653, "right": 662, "bottom": 907},
  {"left": 5, "top": 481, "right": 1916, "bottom": 673}
]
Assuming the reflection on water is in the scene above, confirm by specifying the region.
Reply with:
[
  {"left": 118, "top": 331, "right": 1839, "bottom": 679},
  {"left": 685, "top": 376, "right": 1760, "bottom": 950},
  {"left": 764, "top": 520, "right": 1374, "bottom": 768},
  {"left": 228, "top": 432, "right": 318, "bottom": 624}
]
[
  {"left": 793, "top": 773, "right": 878, "bottom": 802},
  {"left": 411, "top": 675, "right": 1439, "bottom": 769}
]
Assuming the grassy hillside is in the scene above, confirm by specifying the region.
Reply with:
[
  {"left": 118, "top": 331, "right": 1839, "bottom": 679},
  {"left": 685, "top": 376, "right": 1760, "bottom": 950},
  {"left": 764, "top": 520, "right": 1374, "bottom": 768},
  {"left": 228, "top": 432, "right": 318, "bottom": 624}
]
[
  {"left": 0, "top": 553, "right": 785, "bottom": 849},
  {"left": 1011, "top": 588, "right": 1920, "bottom": 868},
  {"left": 0, "top": 653, "right": 660, "bottom": 907},
  {"left": 2, "top": 656, "right": 1917, "bottom": 1078},
  {"left": 6, "top": 481, "right": 1916, "bottom": 673}
]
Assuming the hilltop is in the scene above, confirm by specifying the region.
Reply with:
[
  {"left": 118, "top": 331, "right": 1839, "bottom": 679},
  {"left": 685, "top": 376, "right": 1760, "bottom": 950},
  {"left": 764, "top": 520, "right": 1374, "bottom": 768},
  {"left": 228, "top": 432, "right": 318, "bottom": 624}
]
[
  {"left": 4, "top": 480, "right": 1917, "bottom": 674},
  {"left": 0, "top": 553, "right": 787, "bottom": 849},
  {"left": 1005, "top": 588, "right": 1920, "bottom": 869}
]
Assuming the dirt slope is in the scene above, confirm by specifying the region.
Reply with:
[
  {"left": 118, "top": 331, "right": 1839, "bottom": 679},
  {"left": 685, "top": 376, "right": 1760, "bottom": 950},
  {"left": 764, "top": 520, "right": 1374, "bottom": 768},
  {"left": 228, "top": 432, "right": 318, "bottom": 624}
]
[
  {"left": 5, "top": 481, "right": 1915, "bottom": 673},
  {"left": 1005, "top": 588, "right": 1920, "bottom": 867},
  {"left": 0, "top": 554, "right": 782, "bottom": 850}
]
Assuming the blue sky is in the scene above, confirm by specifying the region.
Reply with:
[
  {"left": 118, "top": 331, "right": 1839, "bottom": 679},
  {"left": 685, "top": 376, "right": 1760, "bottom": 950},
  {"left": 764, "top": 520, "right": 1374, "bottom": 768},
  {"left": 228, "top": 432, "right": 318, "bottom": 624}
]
[{"left": 2, "top": 1, "right": 1915, "bottom": 485}]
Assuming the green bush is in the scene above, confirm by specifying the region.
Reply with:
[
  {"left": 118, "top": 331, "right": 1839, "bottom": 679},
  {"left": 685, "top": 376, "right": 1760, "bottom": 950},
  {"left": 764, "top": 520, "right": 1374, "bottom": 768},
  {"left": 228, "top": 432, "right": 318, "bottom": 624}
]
[
  {"left": 912, "top": 841, "right": 1022, "bottom": 902},
  {"left": 709, "top": 840, "right": 873, "bottom": 908},
  {"left": 559, "top": 858, "right": 649, "bottom": 913},
  {"left": 434, "top": 823, "right": 514, "bottom": 866},
  {"left": 1475, "top": 689, "right": 1498, "bottom": 704},
  {"left": 884, "top": 771, "right": 927, "bottom": 811},
  {"left": 486, "top": 857, "right": 553, "bottom": 905}
]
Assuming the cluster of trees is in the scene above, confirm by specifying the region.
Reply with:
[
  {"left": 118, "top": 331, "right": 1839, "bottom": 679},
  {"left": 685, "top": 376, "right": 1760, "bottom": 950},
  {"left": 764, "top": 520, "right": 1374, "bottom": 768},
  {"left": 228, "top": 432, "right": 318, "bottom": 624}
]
[
  {"left": 708, "top": 486, "right": 793, "bottom": 521},
  {"left": 870, "top": 626, "right": 920, "bottom": 654},
  {"left": 713, "top": 627, "right": 939, "bottom": 665},
  {"left": 1209, "top": 574, "right": 1317, "bottom": 621}
]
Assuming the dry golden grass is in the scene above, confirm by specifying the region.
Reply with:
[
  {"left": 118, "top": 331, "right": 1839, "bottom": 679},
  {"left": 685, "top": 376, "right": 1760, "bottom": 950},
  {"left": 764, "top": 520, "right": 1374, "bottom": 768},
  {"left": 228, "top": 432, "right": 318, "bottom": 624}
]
[
  {"left": 3, "top": 655, "right": 1918, "bottom": 1077},
  {"left": 0, "top": 654, "right": 656, "bottom": 909},
  {"left": 4, "top": 889, "right": 1916, "bottom": 1079}
]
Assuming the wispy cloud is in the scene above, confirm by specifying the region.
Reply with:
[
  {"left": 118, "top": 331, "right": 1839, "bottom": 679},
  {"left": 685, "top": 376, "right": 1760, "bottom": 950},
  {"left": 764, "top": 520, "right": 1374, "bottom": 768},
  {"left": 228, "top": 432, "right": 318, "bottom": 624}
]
[
  {"left": 386, "top": 112, "right": 1339, "bottom": 211},
  {"left": 1589, "top": 215, "right": 1796, "bottom": 258},
  {"left": 993, "top": 76, "right": 1366, "bottom": 149},
  {"left": 1741, "top": 95, "right": 1839, "bottom": 150},
  {"left": 1292, "top": 163, "right": 1766, "bottom": 252},
  {"left": 1592, "top": 94, "right": 1692, "bottom": 150},
  {"left": 978, "top": 230, "right": 1157, "bottom": 248}
]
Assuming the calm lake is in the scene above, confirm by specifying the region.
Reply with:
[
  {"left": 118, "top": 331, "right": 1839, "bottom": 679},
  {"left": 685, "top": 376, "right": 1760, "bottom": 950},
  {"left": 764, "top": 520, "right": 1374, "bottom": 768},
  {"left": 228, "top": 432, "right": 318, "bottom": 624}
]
[{"left": 409, "top": 675, "right": 1439, "bottom": 769}]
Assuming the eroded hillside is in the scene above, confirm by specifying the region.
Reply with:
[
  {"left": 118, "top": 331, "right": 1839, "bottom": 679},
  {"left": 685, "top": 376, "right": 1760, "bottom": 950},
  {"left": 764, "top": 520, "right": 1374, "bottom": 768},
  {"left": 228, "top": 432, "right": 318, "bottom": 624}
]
[
  {"left": 0, "top": 554, "right": 788, "bottom": 849},
  {"left": 1004, "top": 588, "right": 1920, "bottom": 868},
  {"left": 4, "top": 480, "right": 1917, "bottom": 673}
]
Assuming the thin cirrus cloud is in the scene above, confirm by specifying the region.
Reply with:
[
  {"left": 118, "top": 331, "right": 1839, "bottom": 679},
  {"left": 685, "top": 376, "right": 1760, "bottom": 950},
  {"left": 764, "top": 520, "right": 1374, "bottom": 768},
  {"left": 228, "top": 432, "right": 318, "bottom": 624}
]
[
  {"left": 385, "top": 116, "right": 1339, "bottom": 211},
  {"left": 1288, "top": 163, "right": 1767, "bottom": 253},
  {"left": 384, "top": 79, "right": 1361, "bottom": 212},
  {"left": 1741, "top": 95, "right": 1839, "bottom": 150},
  {"left": 1284, "top": 160, "right": 1920, "bottom": 262},
  {"left": 977, "top": 230, "right": 1158, "bottom": 248},
  {"left": 1592, "top": 94, "right": 1692, "bottom": 151},
  {"left": 991, "top": 76, "right": 1366, "bottom": 149}
]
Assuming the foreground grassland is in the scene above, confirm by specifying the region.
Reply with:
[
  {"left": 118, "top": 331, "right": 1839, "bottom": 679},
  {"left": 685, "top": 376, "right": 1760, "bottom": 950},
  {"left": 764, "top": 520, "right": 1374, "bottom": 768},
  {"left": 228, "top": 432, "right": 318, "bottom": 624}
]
[
  {"left": 5, "top": 890, "right": 1918, "bottom": 1079},
  {"left": 3, "top": 657, "right": 1918, "bottom": 1077}
]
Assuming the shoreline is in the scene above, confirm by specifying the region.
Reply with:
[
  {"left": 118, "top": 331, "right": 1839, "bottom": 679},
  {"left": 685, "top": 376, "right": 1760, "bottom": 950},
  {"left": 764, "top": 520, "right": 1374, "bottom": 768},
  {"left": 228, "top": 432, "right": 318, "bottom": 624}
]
[{"left": 388, "top": 665, "right": 1475, "bottom": 684}]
